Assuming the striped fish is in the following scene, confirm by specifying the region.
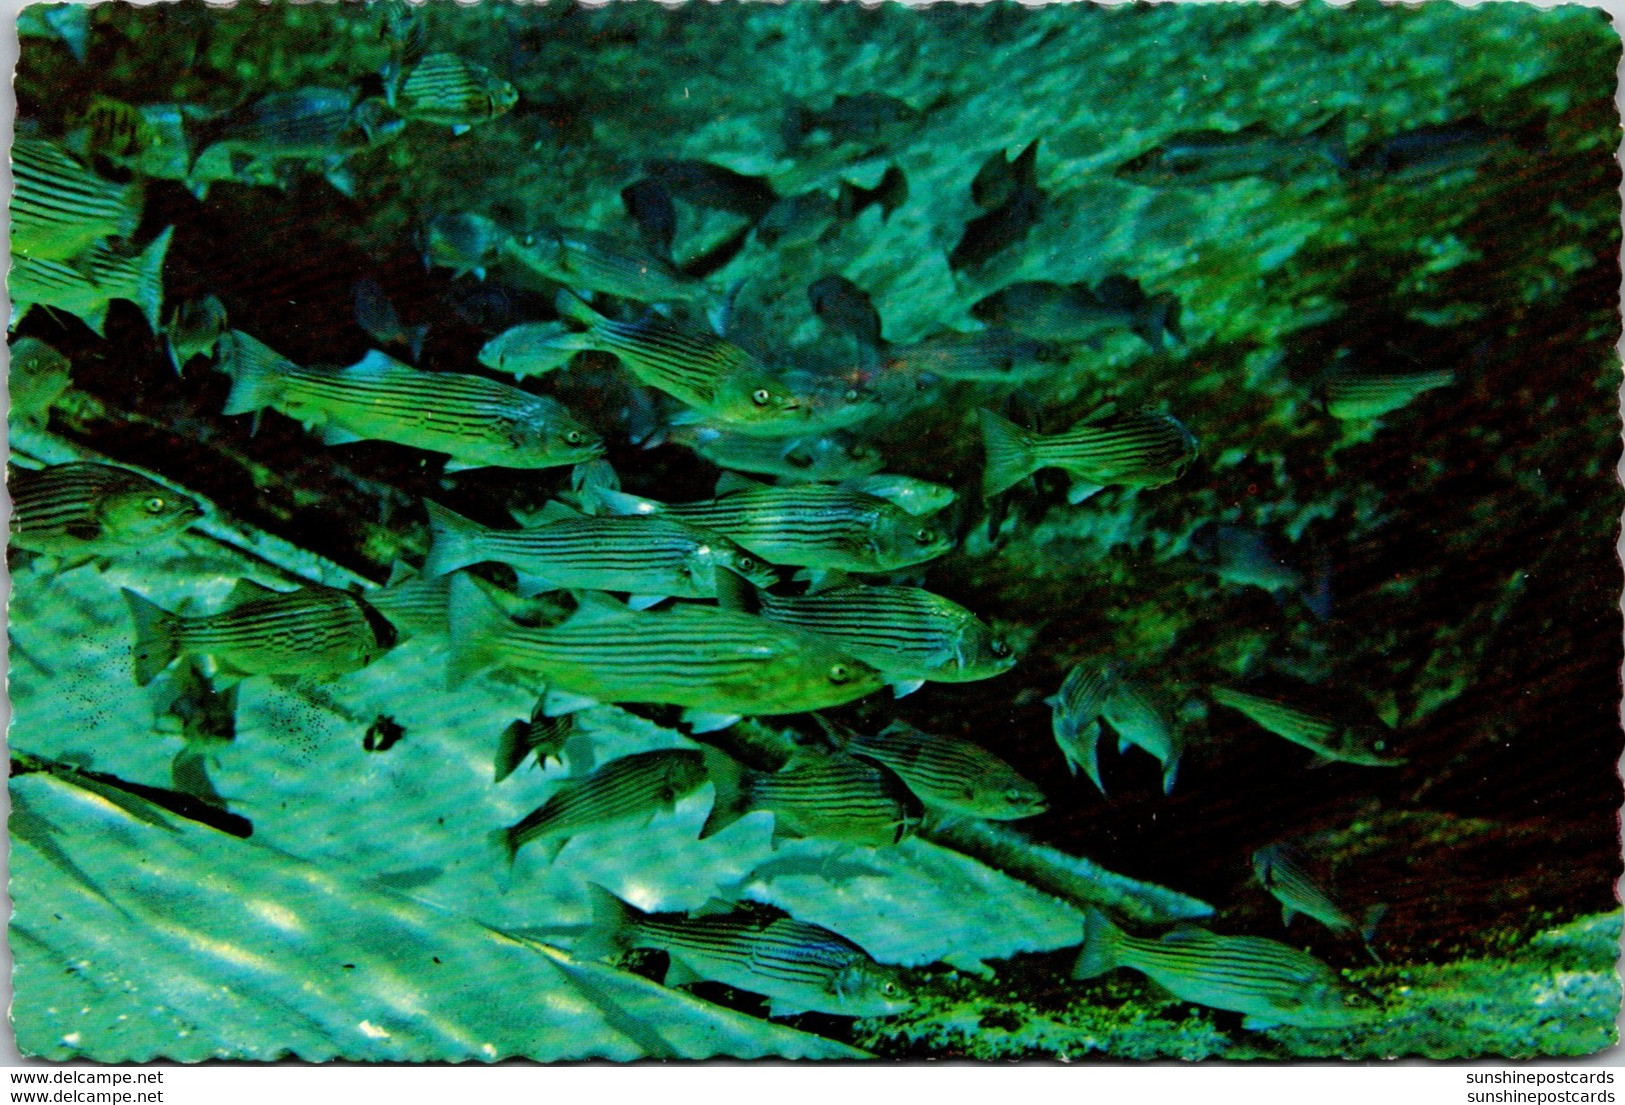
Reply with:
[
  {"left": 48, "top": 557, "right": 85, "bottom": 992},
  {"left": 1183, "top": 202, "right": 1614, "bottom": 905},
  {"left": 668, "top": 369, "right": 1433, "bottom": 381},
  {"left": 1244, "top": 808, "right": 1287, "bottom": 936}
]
[
  {"left": 1252, "top": 843, "right": 1386, "bottom": 950},
  {"left": 10, "top": 462, "right": 202, "bottom": 556},
  {"left": 1102, "top": 673, "right": 1183, "bottom": 795},
  {"left": 885, "top": 328, "right": 1066, "bottom": 383},
  {"left": 1322, "top": 365, "right": 1455, "bottom": 420},
  {"left": 580, "top": 884, "right": 912, "bottom": 1018},
  {"left": 547, "top": 293, "right": 811, "bottom": 433},
  {"left": 844, "top": 720, "right": 1046, "bottom": 821},
  {"left": 362, "top": 562, "right": 452, "bottom": 641},
  {"left": 1047, "top": 662, "right": 1117, "bottom": 790},
  {"left": 423, "top": 500, "right": 778, "bottom": 602},
  {"left": 591, "top": 480, "right": 954, "bottom": 573},
  {"left": 217, "top": 344, "right": 603, "bottom": 472},
  {"left": 121, "top": 578, "right": 398, "bottom": 687},
  {"left": 979, "top": 406, "right": 1198, "bottom": 500},
  {"left": 1209, "top": 686, "right": 1405, "bottom": 767},
  {"left": 195, "top": 88, "right": 360, "bottom": 159},
  {"left": 447, "top": 578, "right": 885, "bottom": 723},
  {"left": 701, "top": 746, "right": 922, "bottom": 847},
  {"left": 493, "top": 749, "right": 707, "bottom": 864},
  {"left": 667, "top": 423, "right": 884, "bottom": 483},
  {"left": 9, "top": 337, "right": 73, "bottom": 425},
  {"left": 11, "top": 226, "right": 172, "bottom": 337},
  {"left": 396, "top": 53, "right": 518, "bottom": 131},
  {"left": 85, "top": 100, "right": 195, "bottom": 182},
  {"left": 494, "top": 702, "right": 575, "bottom": 782},
  {"left": 734, "top": 581, "right": 1014, "bottom": 694},
  {"left": 845, "top": 474, "right": 954, "bottom": 517},
  {"left": 1072, "top": 909, "right": 1373, "bottom": 1030},
  {"left": 10, "top": 138, "right": 143, "bottom": 261},
  {"left": 502, "top": 225, "right": 709, "bottom": 304}
]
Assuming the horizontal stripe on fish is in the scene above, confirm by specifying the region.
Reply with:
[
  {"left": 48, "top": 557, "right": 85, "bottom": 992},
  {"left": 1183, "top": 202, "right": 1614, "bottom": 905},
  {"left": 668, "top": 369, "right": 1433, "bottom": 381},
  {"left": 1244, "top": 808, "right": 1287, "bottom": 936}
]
[
  {"left": 495, "top": 749, "right": 707, "bottom": 862},
  {"left": 845, "top": 721, "right": 1045, "bottom": 820},
  {"left": 10, "top": 462, "right": 203, "bottom": 556},
  {"left": 11, "top": 227, "right": 172, "bottom": 337},
  {"left": 217, "top": 345, "right": 602, "bottom": 471},
  {"left": 447, "top": 578, "right": 884, "bottom": 716},
  {"left": 122, "top": 581, "right": 396, "bottom": 686},
  {"left": 980, "top": 407, "right": 1198, "bottom": 498},
  {"left": 580, "top": 885, "right": 911, "bottom": 1017},
  {"left": 702, "top": 747, "right": 921, "bottom": 846},
  {"left": 422, "top": 500, "right": 778, "bottom": 598},
  {"left": 11, "top": 138, "right": 143, "bottom": 261},
  {"left": 1072, "top": 909, "right": 1371, "bottom": 1029},
  {"left": 593, "top": 484, "right": 953, "bottom": 573}
]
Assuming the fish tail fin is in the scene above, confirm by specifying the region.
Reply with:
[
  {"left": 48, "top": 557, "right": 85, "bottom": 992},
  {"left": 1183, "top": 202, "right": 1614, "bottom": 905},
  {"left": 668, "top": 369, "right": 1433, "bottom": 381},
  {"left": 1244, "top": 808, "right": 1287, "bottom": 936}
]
[
  {"left": 1137, "top": 292, "right": 1182, "bottom": 349},
  {"left": 1071, "top": 908, "right": 1124, "bottom": 981},
  {"left": 712, "top": 565, "right": 760, "bottom": 614},
  {"left": 218, "top": 333, "right": 287, "bottom": 417},
  {"left": 444, "top": 574, "right": 508, "bottom": 685},
  {"left": 493, "top": 718, "right": 532, "bottom": 783},
  {"left": 1012, "top": 137, "right": 1040, "bottom": 189},
  {"left": 575, "top": 882, "right": 641, "bottom": 961},
  {"left": 1160, "top": 749, "right": 1181, "bottom": 796},
  {"left": 131, "top": 225, "right": 174, "bottom": 334},
  {"left": 121, "top": 588, "right": 180, "bottom": 687},
  {"left": 698, "top": 747, "right": 752, "bottom": 840},
  {"left": 977, "top": 408, "right": 1038, "bottom": 497},
  {"left": 422, "top": 500, "right": 488, "bottom": 578},
  {"left": 487, "top": 824, "right": 521, "bottom": 869}
]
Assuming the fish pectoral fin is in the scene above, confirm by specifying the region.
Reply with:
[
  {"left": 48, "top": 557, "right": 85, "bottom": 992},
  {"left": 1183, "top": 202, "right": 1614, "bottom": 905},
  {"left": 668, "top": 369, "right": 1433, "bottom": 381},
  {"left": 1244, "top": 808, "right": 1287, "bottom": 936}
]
[
  {"left": 889, "top": 679, "right": 926, "bottom": 699},
  {"left": 715, "top": 471, "right": 770, "bottom": 496},
  {"left": 318, "top": 422, "right": 365, "bottom": 446},
  {"left": 512, "top": 570, "right": 560, "bottom": 598},
  {"left": 683, "top": 709, "right": 742, "bottom": 734},
  {"left": 1240, "top": 1015, "right": 1282, "bottom": 1032},
  {"left": 442, "top": 458, "right": 482, "bottom": 474},
  {"left": 542, "top": 689, "right": 599, "bottom": 716},
  {"left": 690, "top": 896, "right": 737, "bottom": 918},
  {"left": 660, "top": 956, "right": 705, "bottom": 988},
  {"left": 765, "top": 998, "right": 809, "bottom": 1019},
  {"left": 1066, "top": 479, "right": 1104, "bottom": 504},
  {"left": 226, "top": 578, "right": 283, "bottom": 605},
  {"left": 625, "top": 594, "right": 668, "bottom": 611},
  {"left": 1307, "top": 752, "right": 1337, "bottom": 769},
  {"left": 1281, "top": 905, "right": 1298, "bottom": 928}
]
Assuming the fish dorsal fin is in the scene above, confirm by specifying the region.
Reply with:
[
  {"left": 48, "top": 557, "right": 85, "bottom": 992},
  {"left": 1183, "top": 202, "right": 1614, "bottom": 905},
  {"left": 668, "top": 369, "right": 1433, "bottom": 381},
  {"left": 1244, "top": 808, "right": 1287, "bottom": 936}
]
[
  {"left": 715, "top": 471, "right": 770, "bottom": 497},
  {"left": 1081, "top": 400, "right": 1120, "bottom": 424},
  {"left": 342, "top": 349, "right": 412, "bottom": 377},
  {"left": 690, "top": 896, "right": 737, "bottom": 918},
  {"left": 227, "top": 578, "right": 284, "bottom": 605},
  {"left": 1160, "top": 925, "right": 1209, "bottom": 945},
  {"left": 803, "top": 568, "right": 852, "bottom": 594},
  {"left": 515, "top": 499, "right": 580, "bottom": 527},
  {"left": 566, "top": 591, "right": 631, "bottom": 624},
  {"left": 662, "top": 955, "right": 705, "bottom": 988}
]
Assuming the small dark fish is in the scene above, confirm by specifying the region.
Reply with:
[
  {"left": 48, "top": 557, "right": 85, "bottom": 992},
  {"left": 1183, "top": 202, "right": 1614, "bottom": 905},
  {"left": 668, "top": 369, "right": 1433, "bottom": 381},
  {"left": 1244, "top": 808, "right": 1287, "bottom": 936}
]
[
  {"left": 1209, "top": 686, "right": 1405, "bottom": 767},
  {"left": 1190, "top": 524, "right": 1304, "bottom": 594},
  {"left": 884, "top": 328, "right": 1066, "bottom": 385},
  {"left": 755, "top": 190, "right": 839, "bottom": 250},
  {"left": 1252, "top": 843, "right": 1386, "bottom": 950},
  {"left": 620, "top": 178, "right": 678, "bottom": 257},
  {"left": 1346, "top": 120, "right": 1530, "bottom": 183},
  {"left": 352, "top": 277, "right": 428, "bottom": 361},
  {"left": 494, "top": 703, "right": 574, "bottom": 781},
  {"left": 1114, "top": 115, "right": 1348, "bottom": 187},
  {"left": 809, "top": 274, "right": 883, "bottom": 350},
  {"left": 579, "top": 883, "right": 912, "bottom": 1018},
  {"left": 979, "top": 406, "right": 1199, "bottom": 500},
  {"left": 492, "top": 748, "right": 708, "bottom": 864},
  {"left": 10, "top": 462, "right": 202, "bottom": 556},
  {"left": 363, "top": 714, "right": 406, "bottom": 753},
  {"left": 152, "top": 660, "right": 239, "bottom": 745},
  {"left": 836, "top": 165, "right": 909, "bottom": 222},
  {"left": 701, "top": 747, "right": 923, "bottom": 847},
  {"left": 971, "top": 276, "right": 1182, "bottom": 350},
  {"left": 163, "top": 294, "right": 228, "bottom": 376},
  {"left": 122, "top": 579, "right": 398, "bottom": 687},
  {"left": 1072, "top": 909, "right": 1373, "bottom": 1030},
  {"left": 951, "top": 140, "right": 1042, "bottom": 271},
  {"left": 422, "top": 211, "right": 510, "bottom": 279},
  {"left": 9, "top": 337, "right": 73, "bottom": 425},
  {"left": 643, "top": 159, "right": 778, "bottom": 220},
  {"left": 786, "top": 93, "right": 922, "bottom": 151},
  {"left": 1321, "top": 363, "right": 1455, "bottom": 420}
]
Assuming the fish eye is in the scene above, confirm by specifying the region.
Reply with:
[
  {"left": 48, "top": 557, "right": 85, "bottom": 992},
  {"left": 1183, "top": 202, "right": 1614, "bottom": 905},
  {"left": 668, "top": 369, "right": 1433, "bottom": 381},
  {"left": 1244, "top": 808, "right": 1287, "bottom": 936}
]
[
  {"left": 752, "top": 388, "right": 772, "bottom": 406},
  {"left": 843, "top": 388, "right": 860, "bottom": 402},
  {"left": 990, "top": 638, "right": 1011, "bottom": 658},
  {"left": 737, "top": 555, "right": 757, "bottom": 572},
  {"left": 915, "top": 527, "right": 938, "bottom": 545},
  {"left": 520, "top": 233, "right": 536, "bottom": 246},
  {"left": 143, "top": 496, "right": 167, "bottom": 514},
  {"left": 1004, "top": 786, "right": 1024, "bottom": 803},
  {"left": 1372, "top": 739, "right": 1387, "bottom": 752},
  {"left": 564, "top": 430, "right": 584, "bottom": 444},
  {"left": 828, "top": 663, "right": 851, "bottom": 684}
]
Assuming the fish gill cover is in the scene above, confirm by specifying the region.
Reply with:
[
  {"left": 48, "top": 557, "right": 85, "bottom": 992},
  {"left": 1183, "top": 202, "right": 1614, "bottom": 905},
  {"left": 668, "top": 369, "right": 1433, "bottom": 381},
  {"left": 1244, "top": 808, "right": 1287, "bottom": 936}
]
[{"left": 5, "top": 0, "right": 1622, "bottom": 1062}]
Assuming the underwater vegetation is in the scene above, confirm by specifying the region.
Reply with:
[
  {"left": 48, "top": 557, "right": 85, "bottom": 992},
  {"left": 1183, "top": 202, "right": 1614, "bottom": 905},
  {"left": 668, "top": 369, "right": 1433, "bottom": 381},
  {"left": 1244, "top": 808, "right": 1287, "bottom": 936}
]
[{"left": 6, "top": 0, "right": 1622, "bottom": 1062}]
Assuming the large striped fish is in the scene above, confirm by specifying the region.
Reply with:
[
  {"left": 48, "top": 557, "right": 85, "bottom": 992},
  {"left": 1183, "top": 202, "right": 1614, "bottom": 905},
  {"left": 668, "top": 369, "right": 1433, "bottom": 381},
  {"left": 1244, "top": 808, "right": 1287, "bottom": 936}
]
[
  {"left": 10, "top": 462, "right": 202, "bottom": 556},
  {"left": 978, "top": 406, "right": 1198, "bottom": 500},
  {"left": 701, "top": 746, "right": 922, "bottom": 846},
  {"left": 216, "top": 343, "right": 603, "bottom": 472},
  {"left": 592, "top": 479, "right": 954, "bottom": 573},
  {"left": 396, "top": 53, "right": 517, "bottom": 132},
  {"left": 1322, "top": 364, "right": 1455, "bottom": 420},
  {"left": 1252, "top": 843, "right": 1386, "bottom": 951},
  {"left": 121, "top": 578, "right": 398, "bottom": 686},
  {"left": 492, "top": 749, "right": 707, "bottom": 864},
  {"left": 1072, "top": 909, "right": 1374, "bottom": 1030},
  {"left": 843, "top": 720, "right": 1046, "bottom": 821},
  {"left": 544, "top": 293, "right": 811, "bottom": 434},
  {"left": 11, "top": 226, "right": 172, "bottom": 337},
  {"left": 1209, "top": 686, "right": 1405, "bottom": 767},
  {"left": 10, "top": 138, "right": 143, "bottom": 261},
  {"left": 579, "top": 884, "right": 913, "bottom": 1018},
  {"left": 422, "top": 500, "right": 778, "bottom": 603},
  {"left": 501, "top": 225, "right": 709, "bottom": 304},
  {"left": 1047, "top": 662, "right": 1116, "bottom": 789},
  {"left": 724, "top": 579, "right": 1014, "bottom": 696},
  {"left": 447, "top": 578, "right": 885, "bottom": 725}
]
